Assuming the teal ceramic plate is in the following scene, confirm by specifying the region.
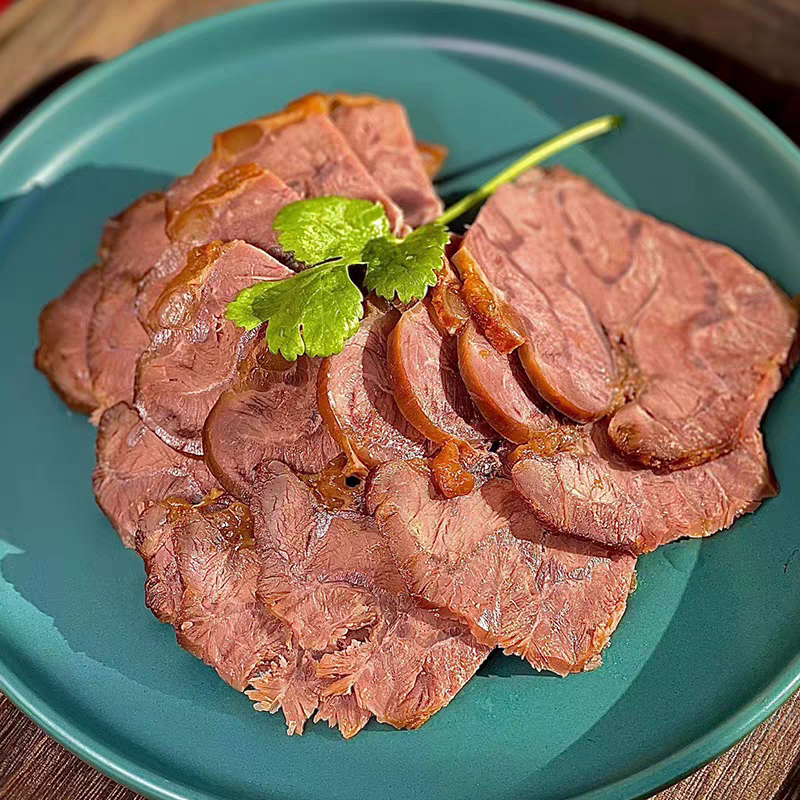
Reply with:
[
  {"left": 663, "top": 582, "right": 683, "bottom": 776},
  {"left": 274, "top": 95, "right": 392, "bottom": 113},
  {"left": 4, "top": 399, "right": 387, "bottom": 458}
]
[{"left": 1, "top": 1, "right": 799, "bottom": 798}]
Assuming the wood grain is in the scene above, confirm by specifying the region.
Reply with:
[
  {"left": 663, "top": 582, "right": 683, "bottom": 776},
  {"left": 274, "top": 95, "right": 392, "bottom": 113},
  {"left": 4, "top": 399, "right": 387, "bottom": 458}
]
[
  {"left": 2, "top": 687, "right": 800, "bottom": 800},
  {"left": 657, "top": 692, "right": 800, "bottom": 800},
  {"left": 582, "top": 0, "right": 800, "bottom": 84},
  {"left": 0, "top": 693, "right": 136, "bottom": 800},
  {"left": 1, "top": 1, "right": 799, "bottom": 799},
  {"left": 0, "top": 0, "right": 50, "bottom": 42}
]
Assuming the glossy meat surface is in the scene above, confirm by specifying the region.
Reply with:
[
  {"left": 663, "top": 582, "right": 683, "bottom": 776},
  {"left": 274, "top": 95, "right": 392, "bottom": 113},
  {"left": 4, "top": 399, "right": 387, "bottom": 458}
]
[
  {"left": 35, "top": 264, "right": 103, "bottom": 413},
  {"left": 135, "top": 241, "right": 291, "bottom": 454},
  {"left": 204, "top": 336, "right": 342, "bottom": 498},
  {"left": 454, "top": 167, "right": 798, "bottom": 467},
  {"left": 167, "top": 94, "right": 404, "bottom": 234},
  {"left": 388, "top": 301, "right": 495, "bottom": 449},
  {"left": 87, "top": 193, "right": 167, "bottom": 412},
  {"left": 458, "top": 320, "right": 553, "bottom": 444},
  {"left": 511, "top": 426, "right": 775, "bottom": 553},
  {"left": 368, "top": 460, "right": 636, "bottom": 674},
  {"left": 319, "top": 304, "right": 429, "bottom": 470},
  {"left": 137, "top": 491, "right": 371, "bottom": 737},
  {"left": 329, "top": 94, "right": 443, "bottom": 226},
  {"left": 135, "top": 168, "right": 299, "bottom": 330}
]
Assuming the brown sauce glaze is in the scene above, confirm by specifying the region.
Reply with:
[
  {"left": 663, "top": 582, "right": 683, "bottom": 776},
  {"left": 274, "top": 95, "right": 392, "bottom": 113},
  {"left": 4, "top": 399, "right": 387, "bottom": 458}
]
[
  {"left": 167, "top": 164, "right": 266, "bottom": 241},
  {"left": 299, "top": 453, "right": 365, "bottom": 512},
  {"left": 452, "top": 248, "right": 525, "bottom": 354},
  {"left": 431, "top": 441, "right": 475, "bottom": 498}
]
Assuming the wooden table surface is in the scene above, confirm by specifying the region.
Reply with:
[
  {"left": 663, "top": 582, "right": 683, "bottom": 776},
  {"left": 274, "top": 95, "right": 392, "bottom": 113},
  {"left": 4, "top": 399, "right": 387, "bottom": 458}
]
[{"left": 1, "top": 1, "right": 799, "bottom": 799}]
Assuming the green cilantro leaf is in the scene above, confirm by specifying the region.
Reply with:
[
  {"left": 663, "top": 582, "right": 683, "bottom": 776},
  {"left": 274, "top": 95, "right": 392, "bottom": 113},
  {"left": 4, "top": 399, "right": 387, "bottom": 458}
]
[
  {"left": 274, "top": 196, "right": 391, "bottom": 266},
  {"left": 363, "top": 223, "right": 450, "bottom": 304},
  {"left": 225, "top": 260, "right": 363, "bottom": 360}
]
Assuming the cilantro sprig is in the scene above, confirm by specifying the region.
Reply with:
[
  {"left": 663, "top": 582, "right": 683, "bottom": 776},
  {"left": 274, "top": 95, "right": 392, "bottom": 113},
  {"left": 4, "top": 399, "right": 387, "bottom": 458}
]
[
  {"left": 363, "top": 223, "right": 450, "bottom": 304},
  {"left": 226, "top": 114, "right": 621, "bottom": 360},
  {"left": 226, "top": 259, "right": 363, "bottom": 360},
  {"left": 274, "top": 196, "right": 390, "bottom": 266}
]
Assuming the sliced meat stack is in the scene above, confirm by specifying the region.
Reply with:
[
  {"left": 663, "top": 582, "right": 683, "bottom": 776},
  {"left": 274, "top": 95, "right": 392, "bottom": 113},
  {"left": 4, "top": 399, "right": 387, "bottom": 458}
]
[
  {"left": 35, "top": 94, "right": 797, "bottom": 738},
  {"left": 388, "top": 299, "right": 495, "bottom": 450},
  {"left": 93, "top": 403, "right": 216, "bottom": 547},
  {"left": 254, "top": 461, "right": 491, "bottom": 728},
  {"left": 453, "top": 167, "right": 797, "bottom": 468},
  {"left": 368, "top": 461, "right": 635, "bottom": 674},
  {"left": 136, "top": 490, "right": 371, "bottom": 736},
  {"left": 36, "top": 264, "right": 104, "bottom": 412},
  {"left": 87, "top": 192, "right": 168, "bottom": 415},
  {"left": 452, "top": 167, "right": 795, "bottom": 553},
  {"left": 458, "top": 320, "right": 553, "bottom": 444},
  {"left": 134, "top": 240, "right": 292, "bottom": 454},
  {"left": 203, "top": 334, "right": 341, "bottom": 499},
  {"left": 318, "top": 301, "right": 430, "bottom": 471},
  {"left": 510, "top": 427, "right": 775, "bottom": 553},
  {"left": 325, "top": 94, "right": 444, "bottom": 227},
  {"left": 135, "top": 165, "right": 300, "bottom": 330},
  {"left": 167, "top": 93, "right": 417, "bottom": 235}
]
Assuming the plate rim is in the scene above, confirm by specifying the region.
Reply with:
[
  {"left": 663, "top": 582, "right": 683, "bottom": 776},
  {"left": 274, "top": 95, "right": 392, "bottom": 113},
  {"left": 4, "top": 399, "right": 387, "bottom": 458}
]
[{"left": 1, "top": 0, "right": 799, "bottom": 798}]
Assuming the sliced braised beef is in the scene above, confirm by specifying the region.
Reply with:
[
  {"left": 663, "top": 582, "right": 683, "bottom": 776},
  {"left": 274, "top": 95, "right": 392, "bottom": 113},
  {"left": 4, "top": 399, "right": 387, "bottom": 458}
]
[
  {"left": 252, "top": 461, "right": 491, "bottom": 729},
  {"left": 166, "top": 94, "right": 404, "bottom": 234},
  {"left": 424, "top": 259, "right": 529, "bottom": 486},
  {"left": 455, "top": 273, "right": 780, "bottom": 554},
  {"left": 327, "top": 94, "right": 443, "bottom": 226},
  {"left": 89, "top": 286, "right": 152, "bottom": 412},
  {"left": 368, "top": 461, "right": 636, "bottom": 675},
  {"left": 134, "top": 241, "right": 292, "bottom": 455},
  {"left": 388, "top": 300, "right": 495, "bottom": 449},
  {"left": 137, "top": 494, "right": 286, "bottom": 691},
  {"left": 35, "top": 264, "right": 103, "bottom": 413},
  {"left": 458, "top": 320, "right": 554, "bottom": 444},
  {"left": 604, "top": 215, "right": 797, "bottom": 468},
  {"left": 318, "top": 303, "right": 429, "bottom": 471},
  {"left": 452, "top": 180, "right": 617, "bottom": 422},
  {"left": 136, "top": 246, "right": 189, "bottom": 332},
  {"left": 511, "top": 426, "right": 775, "bottom": 554},
  {"left": 453, "top": 167, "right": 798, "bottom": 467},
  {"left": 164, "top": 163, "right": 299, "bottom": 248},
  {"left": 430, "top": 440, "right": 476, "bottom": 498},
  {"left": 312, "top": 694, "right": 372, "bottom": 739},
  {"left": 428, "top": 259, "right": 470, "bottom": 335},
  {"left": 203, "top": 334, "right": 341, "bottom": 499},
  {"left": 37, "top": 92, "right": 797, "bottom": 738},
  {"left": 136, "top": 169, "right": 299, "bottom": 330},
  {"left": 87, "top": 193, "right": 167, "bottom": 413},
  {"left": 88, "top": 173, "right": 296, "bottom": 418},
  {"left": 93, "top": 403, "right": 215, "bottom": 547},
  {"left": 136, "top": 502, "right": 183, "bottom": 625},
  {"left": 136, "top": 491, "right": 371, "bottom": 737}
]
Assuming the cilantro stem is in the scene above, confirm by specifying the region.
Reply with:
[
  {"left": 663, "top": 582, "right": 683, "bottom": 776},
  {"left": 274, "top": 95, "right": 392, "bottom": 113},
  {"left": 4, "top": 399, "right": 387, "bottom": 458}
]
[{"left": 437, "top": 114, "right": 623, "bottom": 226}]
